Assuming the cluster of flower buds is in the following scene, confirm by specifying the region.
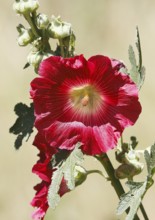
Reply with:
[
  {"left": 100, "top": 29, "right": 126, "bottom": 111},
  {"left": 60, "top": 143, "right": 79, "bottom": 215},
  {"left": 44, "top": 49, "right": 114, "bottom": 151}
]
[
  {"left": 13, "top": 0, "right": 75, "bottom": 72},
  {"left": 115, "top": 137, "right": 144, "bottom": 180},
  {"left": 13, "top": 0, "right": 39, "bottom": 15}
]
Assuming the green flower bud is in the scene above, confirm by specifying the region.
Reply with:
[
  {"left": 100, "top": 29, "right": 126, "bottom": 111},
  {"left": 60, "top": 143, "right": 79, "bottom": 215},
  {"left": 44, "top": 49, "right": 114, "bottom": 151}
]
[
  {"left": 17, "top": 24, "right": 34, "bottom": 46},
  {"left": 115, "top": 163, "right": 143, "bottom": 180},
  {"left": 36, "top": 13, "right": 49, "bottom": 29},
  {"left": 47, "top": 16, "right": 71, "bottom": 39},
  {"left": 13, "top": 0, "right": 39, "bottom": 14},
  {"left": 27, "top": 50, "right": 51, "bottom": 72},
  {"left": 74, "top": 165, "right": 87, "bottom": 186}
]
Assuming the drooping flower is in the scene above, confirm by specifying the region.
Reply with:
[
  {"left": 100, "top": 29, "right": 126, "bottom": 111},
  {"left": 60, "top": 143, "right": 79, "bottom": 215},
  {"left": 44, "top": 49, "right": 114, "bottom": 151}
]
[
  {"left": 30, "top": 55, "right": 141, "bottom": 155},
  {"left": 31, "top": 133, "right": 69, "bottom": 220}
]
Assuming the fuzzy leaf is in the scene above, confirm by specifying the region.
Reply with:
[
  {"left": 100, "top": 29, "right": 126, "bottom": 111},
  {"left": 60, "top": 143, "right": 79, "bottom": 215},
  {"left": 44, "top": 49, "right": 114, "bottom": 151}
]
[
  {"left": 9, "top": 102, "right": 35, "bottom": 149},
  {"left": 63, "top": 143, "right": 84, "bottom": 190},
  {"left": 48, "top": 167, "right": 63, "bottom": 209},
  {"left": 48, "top": 143, "right": 83, "bottom": 209},
  {"left": 128, "top": 27, "right": 145, "bottom": 89},
  {"left": 117, "top": 181, "right": 147, "bottom": 220},
  {"left": 144, "top": 143, "right": 155, "bottom": 176},
  {"left": 128, "top": 45, "right": 137, "bottom": 75}
]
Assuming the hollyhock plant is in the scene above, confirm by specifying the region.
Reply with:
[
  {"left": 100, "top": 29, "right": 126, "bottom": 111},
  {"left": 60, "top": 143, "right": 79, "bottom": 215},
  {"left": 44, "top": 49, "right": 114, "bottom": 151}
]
[
  {"left": 30, "top": 55, "right": 141, "bottom": 155},
  {"left": 12, "top": 1, "right": 155, "bottom": 220}
]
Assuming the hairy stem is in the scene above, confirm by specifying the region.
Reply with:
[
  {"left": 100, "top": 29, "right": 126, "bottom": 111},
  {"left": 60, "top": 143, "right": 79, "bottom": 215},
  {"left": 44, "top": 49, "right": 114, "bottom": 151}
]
[
  {"left": 139, "top": 203, "right": 149, "bottom": 220},
  {"left": 95, "top": 153, "right": 140, "bottom": 220},
  {"left": 59, "top": 38, "right": 65, "bottom": 57},
  {"left": 87, "top": 169, "right": 108, "bottom": 179},
  {"left": 24, "top": 13, "right": 40, "bottom": 38}
]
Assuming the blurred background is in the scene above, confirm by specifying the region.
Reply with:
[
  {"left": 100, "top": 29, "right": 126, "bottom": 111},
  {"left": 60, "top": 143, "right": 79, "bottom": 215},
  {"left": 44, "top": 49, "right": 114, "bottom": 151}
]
[{"left": 1, "top": 0, "right": 155, "bottom": 219}]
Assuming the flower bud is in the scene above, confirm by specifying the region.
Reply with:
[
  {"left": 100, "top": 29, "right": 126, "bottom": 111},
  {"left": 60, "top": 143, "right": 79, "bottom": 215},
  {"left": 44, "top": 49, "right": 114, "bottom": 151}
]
[
  {"left": 115, "top": 163, "right": 142, "bottom": 179},
  {"left": 74, "top": 165, "right": 87, "bottom": 186},
  {"left": 17, "top": 24, "right": 34, "bottom": 46},
  {"left": 36, "top": 13, "right": 49, "bottom": 29},
  {"left": 47, "top": 16, "right": 71, "bottom": 39},
  {"left": 13, "top": 0, "right": 39, "bottom": 14},
  {"left": 27, "top": 51, "right": 52, "bottom": 71},
  {"left": 115, "top": 147, "right": 144, "bottom": 180}
]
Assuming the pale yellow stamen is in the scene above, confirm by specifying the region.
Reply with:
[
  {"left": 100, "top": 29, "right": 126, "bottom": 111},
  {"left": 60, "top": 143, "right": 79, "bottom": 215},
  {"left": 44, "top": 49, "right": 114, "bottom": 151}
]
[{"left": 69, "top": 84, "right": 103, "bottom": 115}]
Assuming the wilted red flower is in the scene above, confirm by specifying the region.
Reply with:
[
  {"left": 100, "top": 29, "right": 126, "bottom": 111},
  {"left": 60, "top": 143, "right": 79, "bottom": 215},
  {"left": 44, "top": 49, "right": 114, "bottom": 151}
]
[
  {"left": 31, "top": 133, "right": 69, "bottom": 220},
  {"left": 30, "top": 55, "right": 141, "bottom": 155}
]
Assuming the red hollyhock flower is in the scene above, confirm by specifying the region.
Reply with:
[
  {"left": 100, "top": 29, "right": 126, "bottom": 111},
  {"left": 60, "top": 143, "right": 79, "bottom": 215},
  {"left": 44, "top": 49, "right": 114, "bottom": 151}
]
[
  {"left": 31, "top": 133, "right": 69, "bottom": 220},
  {"left": 30, "top": 55, "right": 141, "bottom": 155}
]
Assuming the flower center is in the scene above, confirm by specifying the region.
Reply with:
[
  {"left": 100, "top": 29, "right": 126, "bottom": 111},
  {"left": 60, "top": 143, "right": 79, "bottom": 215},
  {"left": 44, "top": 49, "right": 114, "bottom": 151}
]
[{"left": 69, "top": 84, "right": 103, "bottom": 115}]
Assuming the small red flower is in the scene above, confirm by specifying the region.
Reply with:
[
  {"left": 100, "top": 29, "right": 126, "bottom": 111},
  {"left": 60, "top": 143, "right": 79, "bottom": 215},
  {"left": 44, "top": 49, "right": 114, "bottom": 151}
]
[
  {"left": 30, "top": 55, "right": 141, "bottom": 155},
  {"left": 31, "top": 133, "right": 69, "bottom": 220}
]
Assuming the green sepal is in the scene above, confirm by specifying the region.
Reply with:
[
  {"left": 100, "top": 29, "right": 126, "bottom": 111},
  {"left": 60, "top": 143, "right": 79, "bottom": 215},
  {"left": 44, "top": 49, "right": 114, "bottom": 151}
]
[{"left": 23, "top": 62, "right": 30, "bottom": 69}]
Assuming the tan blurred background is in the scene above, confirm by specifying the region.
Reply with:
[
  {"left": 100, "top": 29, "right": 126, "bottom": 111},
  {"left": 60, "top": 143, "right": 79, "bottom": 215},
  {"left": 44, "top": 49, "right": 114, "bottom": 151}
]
[{"left": 1, "top": 0, "right": 155, "bottom": 219}]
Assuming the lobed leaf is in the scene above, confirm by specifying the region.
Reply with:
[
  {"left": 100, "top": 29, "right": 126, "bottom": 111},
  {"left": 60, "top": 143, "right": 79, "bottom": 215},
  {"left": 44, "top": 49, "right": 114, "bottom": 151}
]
[
  {"left": 48, "top": 167, "right": 63, "bottom": 209},
  {"left": 117, "top": 181, "right": 147, "bottom": 220},
  {"left": 63, "top": 143, "right": 84, "bottom": 190},
  {"left": 48, "top": 143, "right": 84, "bottom": 209},
  {"left": 9, "top": 102, "right": 35, "bottom": 149},
  {"left": 144, "top": 143, "right": 155, "bottom": 176},
  {"left": 128, "top": 27, "right": 145, "bottom": 90}
]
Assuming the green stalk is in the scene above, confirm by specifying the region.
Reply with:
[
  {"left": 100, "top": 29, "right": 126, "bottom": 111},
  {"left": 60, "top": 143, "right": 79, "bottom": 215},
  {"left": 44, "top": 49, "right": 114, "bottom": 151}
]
[
  {"left": 24, "top": 13, "right": 40, "bottom": 38},
  {"left": 95, "top": 153, "right": 140, "bottom": 220},
  {"left": 139, "top": 203, "right": 149, "bottom": 220},
  {"left": 59, "top": 38, "right": 65, "bottom": 57},
  {"left": 87, "top": 169, "right": 107, "bottom": 179}
]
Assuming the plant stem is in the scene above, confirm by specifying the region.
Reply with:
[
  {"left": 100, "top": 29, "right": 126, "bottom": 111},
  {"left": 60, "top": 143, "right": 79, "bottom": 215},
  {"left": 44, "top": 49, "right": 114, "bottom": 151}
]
[
  {"left": 95, "top": 153, "right": 140, "bottom": 220},
  {"left": 59, "top": 38, "right": 65, "bottom": 57},
  {"left": 87, "top": 169, "right": 107, "bottom": 179},
  {"left": 24, "top": 13, "right": 40, "bottom": 38},
  {"left": 139, "top": 203, "right": 149, "bottom": 220}
]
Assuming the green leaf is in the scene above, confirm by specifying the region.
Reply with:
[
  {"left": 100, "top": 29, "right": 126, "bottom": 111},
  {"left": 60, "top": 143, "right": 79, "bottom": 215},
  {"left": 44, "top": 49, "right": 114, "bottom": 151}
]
[
  {"left": 48, "top": 143, "right": 84, "bottom": 209},
  {"left": 9, "top": 102, "right": 35, "bottom": 149},
  {"left": 51, "top": 149, "right": 70, "bottom": 167},
  {"left": 23, "top": 62, "right": 30, "bottom": 69},
  {"left": 63, "top": 143, "right": 83, "bottom": 189},
  {"left": 128, "top": 27, "right": 145, "bottom": 90},
  {"left": 128, "top": 45, "right": 137, "bottom": 75},
  {"left": 117, "top": 181, "right": 147, "bottom": 220},
  {"left": 48, "top": 167, "right": 63, "bottom": 209},
  {"left": 144, "top": 143, "right": 155, "bottom": 176}
]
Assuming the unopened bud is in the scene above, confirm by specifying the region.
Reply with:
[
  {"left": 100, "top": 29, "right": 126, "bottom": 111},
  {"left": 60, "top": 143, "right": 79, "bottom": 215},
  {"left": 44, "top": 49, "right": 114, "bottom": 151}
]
[
  {"left": 115, "top": 163, "right": 143, "bottom": 180},
  {"left": 36, "top": 13, "right": 49, "bottom": 29},
  {"left": 17, "top": 24, "right": 34, "bottom": 46},
  {"left": 74, "top": 165, "right": 87, "bottom": 186},
  {"left": 13, "top": 0, "right": 39, "bottom": 14},
  {"left": 47, "top": 16, "right": 71, "bottom": 39},
  {"left": 27, "top": 51, "right": 52, "bottom": 71}
]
